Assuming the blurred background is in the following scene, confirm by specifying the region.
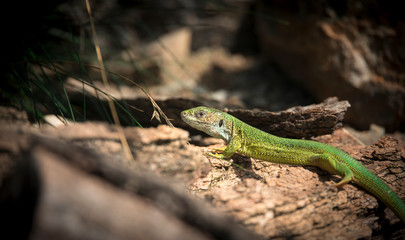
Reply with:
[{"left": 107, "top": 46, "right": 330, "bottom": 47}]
[{"left": 2, "top": 0, "right": 404, "bottom": 132}]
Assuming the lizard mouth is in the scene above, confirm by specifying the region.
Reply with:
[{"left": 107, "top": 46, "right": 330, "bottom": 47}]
[
  {"left": 180, "top": 111, "right": 192, "bottom": 124},
  {"left": 180, "top": 111, "right": 188, "bottom": 120}
]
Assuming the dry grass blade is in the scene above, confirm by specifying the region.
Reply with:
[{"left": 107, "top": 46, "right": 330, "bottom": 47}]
[
  {"left": 113, "top": 72, "right": 174, "bottom": 128},
  {"left": 85, "top": 0, "right": 134, "bottom": 164},
  {"left": 84, "top": 65, "right": 174, "bottom": 128}
]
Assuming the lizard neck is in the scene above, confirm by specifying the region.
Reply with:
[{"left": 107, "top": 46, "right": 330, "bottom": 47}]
[{"left": 219, "top": 116, "right": 235, "bottom": 143}]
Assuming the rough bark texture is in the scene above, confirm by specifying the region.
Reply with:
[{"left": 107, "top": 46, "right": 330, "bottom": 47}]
[
  {"left": 225, "top": 97, "right": 350, "bottom": 139},
  {"left": 0, "top": 106, "right": 404, "bottom": 239},
  {"left": 0, "top": 126, "right": 262, "bottom": 240},
  {"left": 237, "top": 0, "right": 405, "bottom": 131}
]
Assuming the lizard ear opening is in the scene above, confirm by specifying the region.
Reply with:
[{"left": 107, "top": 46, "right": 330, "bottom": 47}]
[{"left": 218, "top": 119, "right": 223, "bottom": 127}]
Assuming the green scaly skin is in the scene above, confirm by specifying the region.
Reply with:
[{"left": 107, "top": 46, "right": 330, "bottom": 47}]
[{"left": 181, "top": 106, "right": 405, "bottom": 223}]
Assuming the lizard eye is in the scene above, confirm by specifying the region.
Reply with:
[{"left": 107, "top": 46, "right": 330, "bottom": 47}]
[
  {"left": 218, "top": 119, "right": 223, "bottom": 127},
  {"left": 195, "top": 111, "right": 206, "bottom": 118}
]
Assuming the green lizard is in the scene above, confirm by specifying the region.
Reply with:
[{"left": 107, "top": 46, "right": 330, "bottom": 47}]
[{"left": 181, "top": 106, "right": 405, "bottom": 223}]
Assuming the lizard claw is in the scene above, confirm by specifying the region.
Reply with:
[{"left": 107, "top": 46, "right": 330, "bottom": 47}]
[{"left": 211, "top": 147, "right": 226, "bottom": 154}]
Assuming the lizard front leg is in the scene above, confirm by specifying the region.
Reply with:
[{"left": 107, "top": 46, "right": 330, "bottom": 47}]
[{"left": 207, "top": 138, "right": 241, "bottom": 159}]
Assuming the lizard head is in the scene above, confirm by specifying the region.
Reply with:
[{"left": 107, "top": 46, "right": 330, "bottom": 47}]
[{"left": 181, "top": 106, "right": 233, "bottom": 142}]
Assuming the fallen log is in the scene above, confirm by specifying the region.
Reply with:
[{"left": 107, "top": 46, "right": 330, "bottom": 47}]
[{"left": 0, "top": 128, "right": 263, "bottom": 240}]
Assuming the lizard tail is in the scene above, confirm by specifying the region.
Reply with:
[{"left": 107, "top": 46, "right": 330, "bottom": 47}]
[{"left": 354, "top": 166, "right": 405, "bottom": 223}]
